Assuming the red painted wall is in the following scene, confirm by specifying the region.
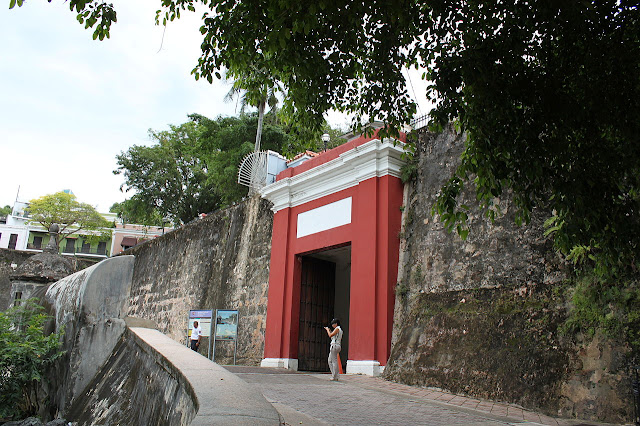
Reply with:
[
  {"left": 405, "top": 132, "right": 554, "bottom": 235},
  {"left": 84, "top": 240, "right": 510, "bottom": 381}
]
[{"left": 263, "top": 175, "right": 403, "bottom": 367}]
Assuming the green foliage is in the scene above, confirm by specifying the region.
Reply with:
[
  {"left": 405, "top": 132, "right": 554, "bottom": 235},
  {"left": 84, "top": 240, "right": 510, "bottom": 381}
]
[
  {"left": 191, "top": 113, "right": 289, "bottom": 205},
  {"left": 28, "top": 192, "right": 111, "bottom": 247},
  {"left": 9, "top": 0, "right": 116, "bottom": 41},
  {"left": 18, "top": 0, "right": 640, "bottom": 271},
  {"left": 400, "top": 143, "right": 418, "bottom": 184},
  {"left": 0, "top": 204, "right": 11, "bottom": 216},
  {"left": 114, "top": 113, "right": 303, "bottom": 224},
  {"left": 0, "top": 300, "right": 65, "bottom": 419},
  {"left": 425, "top": 2, "right": 640, "bottom": 274},
  {"left": 110, "top": 200, "right": 165, "bottom": 227},
  {"left": 114, "top": 119, "right": 222, "bottom": 226},
  {"left": 563, "top": 275, "right": 640, "bottom": 354}
]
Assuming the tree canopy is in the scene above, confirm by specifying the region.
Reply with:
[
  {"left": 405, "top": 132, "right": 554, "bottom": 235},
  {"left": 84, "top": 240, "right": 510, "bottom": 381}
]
[
  {"left": 114, "top": 119, "right": 221, "bottom": 226},
  {"left": 14, "top": 0, "right": 640, "bottom": 272},
  {"left": 114, "top": 113, "right": 295, "bottom": 225},
  {"left": 28, "top": 192, "right": 111, "bottom": 247}
]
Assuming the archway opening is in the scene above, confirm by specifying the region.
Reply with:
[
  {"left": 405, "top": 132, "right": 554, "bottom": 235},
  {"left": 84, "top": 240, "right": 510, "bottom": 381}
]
[{"left": 297, "top": 245, "right": 351, "bottom": 372}]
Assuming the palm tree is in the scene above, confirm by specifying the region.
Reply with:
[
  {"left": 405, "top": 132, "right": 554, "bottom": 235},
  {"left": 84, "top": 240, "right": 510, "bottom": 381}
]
[{"left": 224, "top": 67, "right": 282, "bottom": 153}]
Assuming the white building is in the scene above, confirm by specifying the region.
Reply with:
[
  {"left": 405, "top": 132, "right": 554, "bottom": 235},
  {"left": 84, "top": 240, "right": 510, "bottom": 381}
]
[{"left": 0, "top": 199, "right": 170, "bottom": 258}]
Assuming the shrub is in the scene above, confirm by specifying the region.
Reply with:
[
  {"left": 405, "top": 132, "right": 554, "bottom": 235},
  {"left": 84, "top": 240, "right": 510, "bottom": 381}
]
[{"left": 0, "top": 299, "right": 64, "bottom": 420}]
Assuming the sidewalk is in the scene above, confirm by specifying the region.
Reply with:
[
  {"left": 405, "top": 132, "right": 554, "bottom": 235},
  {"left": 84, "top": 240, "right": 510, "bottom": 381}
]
[{"left": 224, "top": 366, "right": 619, "bottom": 426}]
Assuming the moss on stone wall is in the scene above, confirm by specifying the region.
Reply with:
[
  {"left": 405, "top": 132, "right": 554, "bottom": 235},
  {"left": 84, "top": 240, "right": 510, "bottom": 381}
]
[{"left": 386, "top": 284, "right": 571, "bottom": 413}]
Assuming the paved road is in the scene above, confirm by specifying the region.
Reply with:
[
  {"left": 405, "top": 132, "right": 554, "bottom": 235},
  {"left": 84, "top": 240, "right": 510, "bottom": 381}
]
[{"left": 224, "top": 367, "right": 604, "bottom": 426}]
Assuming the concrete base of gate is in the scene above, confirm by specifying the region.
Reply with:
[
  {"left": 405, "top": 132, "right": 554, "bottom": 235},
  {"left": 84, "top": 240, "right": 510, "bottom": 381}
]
[
  {"left": 347, "top": 360, "right": 384, "bottom": 376},
  {"left": 261, "top": 358, "right": 299, "bottom": 371}
]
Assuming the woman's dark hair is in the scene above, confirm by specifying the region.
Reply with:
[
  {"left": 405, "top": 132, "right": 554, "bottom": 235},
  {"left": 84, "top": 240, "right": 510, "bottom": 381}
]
[{"left": 331, "top": 318, "right": 341, "bottom": 327}]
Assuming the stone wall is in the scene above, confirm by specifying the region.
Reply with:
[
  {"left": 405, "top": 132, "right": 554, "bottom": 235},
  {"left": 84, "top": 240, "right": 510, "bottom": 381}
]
[
  {"left": 125, "top": 195, "right": 273, "bottom": 365},
  {"left": 66, "top": 328, "right": 197, "bottom": 426},
  {"left": 42, "top": 256, "right": 135, "bottom": 415},
  {"left": 33, "top": 253, "right": 277, "bottom": 425},
  {"left": 0, "top": 249, "right": 99, "bottom": 310},
  {"left": 384, "top": 126, "right": 632, "bottom": 423},
  {"left": 0, "top": 249, "right": 32, "bottom": 309}
]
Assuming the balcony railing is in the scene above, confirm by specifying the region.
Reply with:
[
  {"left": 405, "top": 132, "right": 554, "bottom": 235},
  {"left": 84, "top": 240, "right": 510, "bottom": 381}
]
[
  {"left": 410, "top": 114, "right": 429, "bottom": 131},
  {"left": 61, "top": 247, "right": 108, "bottom": 256}
]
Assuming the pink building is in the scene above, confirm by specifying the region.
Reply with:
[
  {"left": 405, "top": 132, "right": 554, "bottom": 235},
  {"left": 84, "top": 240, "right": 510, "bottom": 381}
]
[{"left": 110, "top": 223, "right": 170, "bottom": 256}]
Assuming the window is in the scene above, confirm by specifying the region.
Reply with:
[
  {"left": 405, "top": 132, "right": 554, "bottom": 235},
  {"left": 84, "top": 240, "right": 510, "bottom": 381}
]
[
  {"left": 97, "top": 241, "right": 107, "bottom": 255},
  {"left": 64, "top": 239, "right": 76, "bottom": 254},
  {"left": 81, "top": 242, "right": 91, "bottom": 254},
  {"left": 8, "top": 234, "right": 18, "bottom": 250},
  {"left": 33, "top": 236, "right": 43, "bottom": 249},
  {"left": 14, "top": 291, "right": 22, "bottom": 307}
]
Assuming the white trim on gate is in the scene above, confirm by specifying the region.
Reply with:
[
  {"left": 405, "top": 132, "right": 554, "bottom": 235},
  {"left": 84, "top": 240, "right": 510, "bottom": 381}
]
[
  {"left": 261, "top": 138, "right": 406, "bottom": 213},
  {"left": 346, "top": 360, "right": 385, "bottom": 376},
  {"left": 260, "top": 358, "right": 299, "bottom": 371}
]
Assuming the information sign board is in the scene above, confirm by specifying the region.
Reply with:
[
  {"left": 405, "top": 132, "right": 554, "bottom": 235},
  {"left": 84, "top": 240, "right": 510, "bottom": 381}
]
[
  {"left": 215, "top": 309, "right": 238, "bottom": 340},
  {"left": 188, "top": 309, "right": 213, "bottom": 337}
]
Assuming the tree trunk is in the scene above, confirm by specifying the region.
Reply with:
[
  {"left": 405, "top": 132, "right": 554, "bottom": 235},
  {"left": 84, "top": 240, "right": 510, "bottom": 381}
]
[{"left": 255, "top": 101, "right": 265, "bottom": 152}]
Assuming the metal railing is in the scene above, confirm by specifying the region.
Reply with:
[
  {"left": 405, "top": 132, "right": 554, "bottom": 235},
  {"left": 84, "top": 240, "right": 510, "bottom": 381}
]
[
  {"left": 62, "top": 247, "right": 108, "bottom": 256},
  {"left": 410, "top": 114, "right": 429, "bottom": 131}
]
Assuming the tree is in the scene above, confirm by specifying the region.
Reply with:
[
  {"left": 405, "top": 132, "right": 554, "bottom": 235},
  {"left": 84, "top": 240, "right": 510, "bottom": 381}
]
[
  {"left": 28, "top": 192, "right": 112, "bottom": 248},
  {"left": 114, "top": 113, "right": 295, "bottom": 224},
  {"left": 14, "top": 1, "right": 640, "bottom": 271},
  {"left": 224, "top": 66, "right": 282, "bottom": 154},
  {"left": 167, "top": 1, "right": 640, "bottom": 273},
  {"left": 0, "top": 205, "right": 11, "bottom": 216},
  {"left": 0, "top": 300, "right": 65, "bottom": 420},
  {"left": 109, "top": 200, "right": 165, "bottom": 227},
  {"left": 114, "top": 120, "right": 221, "bottom": 226},
  {"left": 423, "top": 2, "right": 640, "bottom": 274},
  {"left": 9, "top": 0, "right": 116, "bottom": 41},
  {"left": 188, "top": 113, "right": 293, "bottom": 205}
]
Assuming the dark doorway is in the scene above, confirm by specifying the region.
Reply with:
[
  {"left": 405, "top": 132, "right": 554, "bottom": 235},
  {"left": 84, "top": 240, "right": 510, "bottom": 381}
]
[
  {"left": 8, "top": 234, "right": 18, "bottom": 250},
  {"left": 297, "top": 245, "right": 351, "bottom": 373},
  {"left": 64, "top": 238, "right": 76, "bottom": 254},
  {"left": 298, "top": 256, "right": 336, "bottom": 372},
  {"left": 32, "top": 236, "right": 42, "bottom": 249}
]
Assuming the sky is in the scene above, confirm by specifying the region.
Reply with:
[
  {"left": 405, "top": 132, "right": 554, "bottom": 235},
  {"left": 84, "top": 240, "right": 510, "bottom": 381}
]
[{"left": 0, "top": 1, "right": 430, "bottom": 213}]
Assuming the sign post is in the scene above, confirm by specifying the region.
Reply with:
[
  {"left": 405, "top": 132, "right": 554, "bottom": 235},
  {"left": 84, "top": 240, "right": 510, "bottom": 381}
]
[
  {"left": 188, "top": 310, "right": 213, "bottom": 358},
  {"left": 212, "top": 309, "right": 239, "bottom": 365}
]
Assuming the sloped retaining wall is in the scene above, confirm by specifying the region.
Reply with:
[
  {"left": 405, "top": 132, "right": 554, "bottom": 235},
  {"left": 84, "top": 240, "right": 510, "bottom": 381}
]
[
  {"left": 67, "top": 327, "right": 280, "bottom": 425},
  {"left": 66, "top": 328, "right": 197, "bottom": 425},
  {"left": 41, "top": 255, "right": 279, "bottom": 425},
  {"left": 44, "top": 255, "right": 135, "bottom": 414}
]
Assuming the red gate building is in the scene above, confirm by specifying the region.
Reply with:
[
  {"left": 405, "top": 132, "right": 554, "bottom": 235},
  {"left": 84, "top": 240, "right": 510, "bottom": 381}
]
[{"left": 260, "top": 128, "right": 406, "bottom": 376}]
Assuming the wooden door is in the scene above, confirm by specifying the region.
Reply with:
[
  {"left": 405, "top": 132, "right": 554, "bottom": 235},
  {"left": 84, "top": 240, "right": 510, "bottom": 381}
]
[{"left": 298, "top": 257, "right": 336, "bottom": 372}]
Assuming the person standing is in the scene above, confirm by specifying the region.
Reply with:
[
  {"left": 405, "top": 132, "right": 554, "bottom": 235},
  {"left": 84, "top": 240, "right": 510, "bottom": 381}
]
[
  {"left": 324, "top": 318, "right": 343, "bottom": 381},
  {"left": 190, "top": 320, "right": 202, "bottom": 352}
]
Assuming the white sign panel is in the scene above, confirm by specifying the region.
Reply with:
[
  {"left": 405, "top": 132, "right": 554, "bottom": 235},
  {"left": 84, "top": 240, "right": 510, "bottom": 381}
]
[
  {"left": 189, "top": 309, "right": 213, "bottom": 337},
  {"left": 297, "top": 197, "right": 352, "bottom": 238}
]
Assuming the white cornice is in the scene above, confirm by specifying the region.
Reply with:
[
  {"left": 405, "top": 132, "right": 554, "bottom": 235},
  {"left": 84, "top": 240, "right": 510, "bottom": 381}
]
[{"left": 260, "top": 138, "right": 407, "bottom": 213}]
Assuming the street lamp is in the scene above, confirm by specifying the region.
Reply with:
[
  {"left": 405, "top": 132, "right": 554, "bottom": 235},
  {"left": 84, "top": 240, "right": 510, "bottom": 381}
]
[{"left": 322, "top": 133, "right": 330, "bottom": 152}]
